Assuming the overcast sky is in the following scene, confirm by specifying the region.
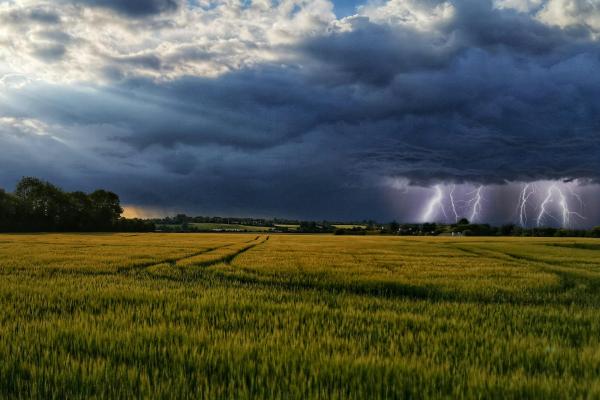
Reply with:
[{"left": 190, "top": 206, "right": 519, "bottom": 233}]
[{"left": 1, "top": 0, "right": 599, "bottom": 224}]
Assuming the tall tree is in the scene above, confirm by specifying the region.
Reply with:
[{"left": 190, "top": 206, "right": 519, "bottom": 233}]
[
  {"left": 14, "top": 177, "right": 63, "bottom": 230},
  {"left": 9, "top": 177, "right": 125, "bottom": 231},
  {"left": 0, "top": 189, "right": 18, "bottom": 231},
  {"left": 89, "top": 190, "right": 123, "bottom": 230}
]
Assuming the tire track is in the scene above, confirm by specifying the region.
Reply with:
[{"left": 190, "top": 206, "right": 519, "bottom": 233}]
[
  {"left": 117, "top": 240, "right": 252, "bottom": 273},
  {"left": 448, "top": 243, "right": 600, "bottom": 298},
  {"left": 181, "top": 236, "right": 269, "bottom": 269}
]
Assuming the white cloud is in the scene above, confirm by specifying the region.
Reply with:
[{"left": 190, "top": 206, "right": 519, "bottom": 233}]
[
  {"left": 493, "top": 0, "right": 543, "bottom": 12},
  {"left": 537, "top": 0, "right": 600, "bottom": 32},
  {"left": 0, "top": 0, "right": 337, "bottom": 83},
  {"left": 0, "top": 116, "right": 50, "bottom": 136},
  {"left": 493, "top": 0, "right": 600, "bottom": 33},
  {"left": 358, "top": 0, "right": 454, "bottom": 30}
]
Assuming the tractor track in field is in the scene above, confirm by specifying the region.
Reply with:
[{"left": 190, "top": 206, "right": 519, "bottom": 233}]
[
  {"left": 128, "top": 236, "right": 269, "bottom": 282},
  {"left": 448, "top": 243, "right": 600, "bottom": 297},
  {"left": 117, "top": 237, "right": 263, "bottom": 274},
  {"left": 2, "top": 237, "right": 269, "bottom": 279},
  {"left": 185, "top": 236, "right": 269, "bottom": 269}
]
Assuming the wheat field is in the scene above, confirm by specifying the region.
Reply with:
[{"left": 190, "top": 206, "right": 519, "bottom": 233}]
[{"left": 0, "top": 233, "right": 599, "bottom": 398}]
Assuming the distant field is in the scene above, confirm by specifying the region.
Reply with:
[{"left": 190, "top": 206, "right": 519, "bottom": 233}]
[
  {"left": 1, "top": 234, "right": 599, "bottom": 398},
  {"left": 159, "top": 222, "right": 273, "bottom": 231},
  {"left": 273, "top": 224, "right": 368, "bottom": 230},
  {"left": 274, "top": 223, "right": 299, "bottom": 230}
]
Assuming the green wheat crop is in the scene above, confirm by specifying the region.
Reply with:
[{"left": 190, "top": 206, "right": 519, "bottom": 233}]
[{"left": 0, "top": 233, "right": 599, "bottom": 399}]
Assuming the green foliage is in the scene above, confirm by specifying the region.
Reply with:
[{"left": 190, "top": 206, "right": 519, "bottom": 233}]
[
  {"left": 0, "top": 234, "right": 599, "bottom": 398},
  {"left": 0, "top": 177, "right": 151, "bottom": 232},
  {"left": 398, "top": 222, "right": 600, "bottom": 238},
  {"left": 297, "top": 221, "right": 334, "bottom": 233},
  {"left": 334, "top": 226, "right": 367, "bottom": 235},
  {"left": 158, "top": 222, "right": 273, "bottom": 233}
]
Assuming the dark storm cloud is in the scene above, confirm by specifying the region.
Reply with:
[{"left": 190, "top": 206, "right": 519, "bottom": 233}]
[
  {"left": 301, "top": 1, "right": 592, "bottom": 87},
  {"left": 2, "top": 7, "right": 61, "bottom": 25},
  {"left": 300, "top": 17, "right": 457, "bottom": 85},
  {"left": 72, "top": 0, "right": 180, "bottom": 17},
  {"left": 32, "top": 44, "right": 67, "bottom": 62},
  {"left": 452, "top": 0, "right": 579, "bottom": 54},
  {"left": 159, "top": 150, "right": 198, "bottom": 175},
  {"left": 294, "top": 0, "right": 600, "bottom": 185},
  {"left": 111, "top": 54, "right": 163, "bottom": 70},
  {"left": 35, "top": 30, "right": 73, "bottom": 43},
  {"left": 3, "top": 0, "right": 600, "bottom": 221},
  {"left": 105, "top": 70, "right": 334, "bottom": 150},
  {"left": 28, "top": 8, "right": 61, "bottom": 23}
]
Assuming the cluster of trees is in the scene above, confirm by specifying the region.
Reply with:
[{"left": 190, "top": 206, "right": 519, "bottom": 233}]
[
  {"left": 296, "top": 221, "right": 334, "bottom": 233},
  {"left": 334, "top": 227, "right": 367, "bottom": 235},
  {"left": 155, "top": 215, "right": 380, "bottom": 230},
  {"left": 142, "top": 210, "right": 600, "bottom": 238},
  {"left": 156, "top": 214, "right": 274, "bottom": 228},
  {"left": 0, "top": 177, "right": 154, "bottom": 232},
  {"left": 293, "top": 221, "right": 379, "bottom": 234},
  {"left": 398, "top": 219, "right": 600, "bottom": 237}
]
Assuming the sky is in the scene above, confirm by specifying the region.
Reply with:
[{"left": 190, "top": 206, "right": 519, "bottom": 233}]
[{"left": 1, "top": 0, "right": 600, "bottom": 226}]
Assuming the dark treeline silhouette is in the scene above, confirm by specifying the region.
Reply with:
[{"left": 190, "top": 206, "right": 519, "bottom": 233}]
[
  {"left": 398, "top": 220, "right": 600, "bottom": 238},
  {"left": 155, "top": 213, "right": 600, "bottom": 237},
  {"left": 159, "top": 214, "right": 276, "bottom": 228},
  {"left": 155, "top": 214, "right": 374, "bottom": 229},
  {"left": 0, "top": 177, "right": 154, "bottom": 232}
]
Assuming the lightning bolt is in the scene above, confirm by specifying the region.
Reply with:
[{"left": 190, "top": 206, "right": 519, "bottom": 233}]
[
  {"left": 557, "top": 188, "right": 585, "bottom": 228},
  {"left": 536, "top": 184, "right": 585, "bottom": 228},
  {"left": 567, "top": 185, "right": 585, "bottom": 210},
  {"left": 422, "top": 185, "right": 447, "bottom": 222},
  {"left": 449, "top": 184, "right": 459, "bottom": 223},
  {"left": 416, "top": 181, "right": 586, "bottom": 228},
  {"left": 517, "top": 183, "right": 535, "bottom": 227},
  {"left": 537, "top": 185, "right": 558, "bottom": 227},
  {"left": 466, "top": 185, "right": 483, "bottom": 223}
]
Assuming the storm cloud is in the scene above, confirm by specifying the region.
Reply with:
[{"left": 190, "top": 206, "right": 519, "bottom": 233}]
[
  {"left": 69, "top": 0, "right": 180, "bottom": 17},
  {"left": 1, "top": 0, "right": 600, "bottom": 221}
]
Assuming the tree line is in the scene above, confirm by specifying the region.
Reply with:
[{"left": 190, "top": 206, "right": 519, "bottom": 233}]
[
  {"left": 397, "top": 219, "right": 600, "bottom": 237},
  {"left": 0, "top": 177, "right": 154, "bottom": 232}
]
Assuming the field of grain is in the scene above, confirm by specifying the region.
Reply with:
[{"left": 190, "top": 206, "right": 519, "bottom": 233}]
[
  {"left": 1, "top": 233, "right": 599, "bottom": 398},
  {"left": 158, "top": 223, "right": 273, "bottom": 232}
]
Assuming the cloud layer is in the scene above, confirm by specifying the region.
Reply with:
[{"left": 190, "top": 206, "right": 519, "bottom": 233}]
[{"left": 1, "top": 0, "right": 600, "bottom": 221}]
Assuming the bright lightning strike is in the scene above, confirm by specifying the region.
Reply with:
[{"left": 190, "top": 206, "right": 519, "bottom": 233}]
[
  {"left": 567, "top": 185, "right": 585, "bottom": 210},
  {"left": 449, "top": 184, "right": 459, "bottom": 223},
  {"left": 537, "top": 185, "right": 559, "bottom": 227},
  {"left": 556, "top": 188, "right": 585, "bottom": 228},
  {"left": 422, "top": 185, "right": 446, "bottom": 222},
  {"left": 517, "top": 183, "right": 535, "bottom": 227},
  {"left": 412, "top": 181, "right": 588, "bottom": 228},
  {"left": 466, "top": 186, "right": 483, "bottom": 223},
  {"left": 536, "top": 184, "right": 585, "bottom": 228}
]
